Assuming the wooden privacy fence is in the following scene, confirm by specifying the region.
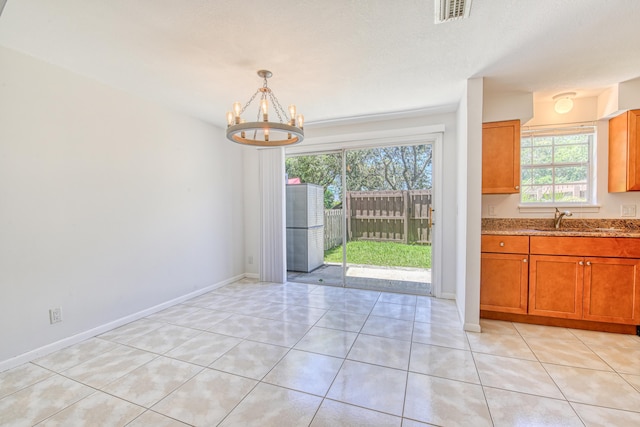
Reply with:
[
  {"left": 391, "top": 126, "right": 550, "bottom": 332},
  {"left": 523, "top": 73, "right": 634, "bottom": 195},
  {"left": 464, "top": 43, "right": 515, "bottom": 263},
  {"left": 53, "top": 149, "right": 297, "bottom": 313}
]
[
  {"left": 323, "top": 190, "right": 433, "bottom": 250},
  {"left": 324, "top": 209, "right": 343, "bottom": 250}
]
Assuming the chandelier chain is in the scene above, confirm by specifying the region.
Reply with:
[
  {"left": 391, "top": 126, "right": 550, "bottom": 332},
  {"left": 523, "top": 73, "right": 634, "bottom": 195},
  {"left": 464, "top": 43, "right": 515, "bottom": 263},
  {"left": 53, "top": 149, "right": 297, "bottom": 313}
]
[
  {"left": 240, "top": 89, "right": 261, "bottom": 115},
  {"left": 263, "top": 75, "right": 288, "bottom": 123},
  {"left": 268, "top": 91, "right": 287, "bottom": 124},
  {"left": 253, "top": 97, "right": 261, "bottom": 140}
]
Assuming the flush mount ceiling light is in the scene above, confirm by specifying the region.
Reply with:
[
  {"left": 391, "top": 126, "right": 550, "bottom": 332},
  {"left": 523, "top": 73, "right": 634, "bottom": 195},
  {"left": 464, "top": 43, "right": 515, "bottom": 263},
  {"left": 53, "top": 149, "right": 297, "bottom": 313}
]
[
  {"left": 553, "top": 92, "right": 576, "bottom": 114},
  {"left": 225, "top": 70, "right": 304, "bottom": 147}
]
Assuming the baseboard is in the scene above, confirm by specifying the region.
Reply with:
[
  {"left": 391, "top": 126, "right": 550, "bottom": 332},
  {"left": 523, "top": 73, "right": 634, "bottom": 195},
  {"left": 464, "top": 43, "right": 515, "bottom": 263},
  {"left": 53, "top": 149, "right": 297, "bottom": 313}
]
[
  {"left": 0, "top": 274, "right": 244, "bottom": 373},
  {"left": 243, "top": 272, "right": 259, "bottom": 279},
  {"left": 439, "top": 292, "right": 456, "bottom": 300},
  {"left": 464, "top": 323, "right": 482, "bottom": 333}
]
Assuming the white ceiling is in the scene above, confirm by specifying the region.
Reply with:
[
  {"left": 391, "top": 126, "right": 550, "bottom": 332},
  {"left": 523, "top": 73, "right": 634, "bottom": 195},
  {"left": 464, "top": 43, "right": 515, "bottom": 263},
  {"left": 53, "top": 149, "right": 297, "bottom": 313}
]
[{"left": 1, "top": 0, "right": 639, "bottom": 127}]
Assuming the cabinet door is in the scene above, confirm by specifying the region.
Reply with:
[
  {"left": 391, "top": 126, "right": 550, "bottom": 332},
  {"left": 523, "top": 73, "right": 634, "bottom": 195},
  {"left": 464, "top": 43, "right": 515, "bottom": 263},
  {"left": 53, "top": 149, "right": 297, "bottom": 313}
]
[
  {"left": 482, "top": 120, "right": 521, "bottom": 194},
  {"left": 481, "top": 253, "right": 528, "bottom": 314},
  {"left": 529, "top": 255, "right": 583, "bottom": 319},
  {"left": 629, "top": 109, "right": 640, "bottom": 191},
  {"left": 609, "top": 109, "right": 640, "bottom": 192},
  {"left": 583, "top": 257, "right": 640, "bottom": 324}
]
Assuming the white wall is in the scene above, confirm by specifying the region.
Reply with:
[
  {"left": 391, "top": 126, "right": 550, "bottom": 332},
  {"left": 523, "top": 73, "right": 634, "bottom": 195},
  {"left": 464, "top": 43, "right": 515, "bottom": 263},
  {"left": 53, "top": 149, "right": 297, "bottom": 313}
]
[
  {"left": 244, "top": 110, "right": 460, "bottom": 297},
  {"left": 598, "top": 77, "right": 640, "bottom": 118},
  {"left": 0, "top": 46, "right": 245, "bottom": 367},
  {"left": 483, "top": 91, "right": 533, "bottom": 124},
  {"left": 455, "top": 92, "right": 468, "bottom": 324},
  {"left": 455, "top": 78, "right": 483, "bottom": 332},
  {"left": 482, "top": 96, "right": 640, "bottom": 219}
]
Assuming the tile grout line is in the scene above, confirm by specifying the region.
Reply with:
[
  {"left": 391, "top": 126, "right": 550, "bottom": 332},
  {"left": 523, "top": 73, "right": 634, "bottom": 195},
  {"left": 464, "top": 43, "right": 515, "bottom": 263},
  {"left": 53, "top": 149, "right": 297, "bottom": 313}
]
[
  {"left": 467, "top": 320, "right": 496, "bottom": 426},
  {"left": 399, "top": 291, "right": 418, "bottom": 422},
  {"left": 306, "top": 284, "right": 382, "bottom": 426}
]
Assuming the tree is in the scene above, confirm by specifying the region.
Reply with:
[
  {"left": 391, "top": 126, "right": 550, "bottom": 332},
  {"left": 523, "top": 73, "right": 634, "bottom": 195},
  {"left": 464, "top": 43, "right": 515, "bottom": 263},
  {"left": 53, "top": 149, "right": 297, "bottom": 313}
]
[
  {"left": 379, "top": 145, "right": 432, "bottom": 190},
  {"left": 285, "top": 144, "right": 433, "bottom": 207},
  {"left": 286, "top": 154, "right": 342, "bottom": 208},
  {"left": 285, "top": 154, "right": 341, "bottom": 189},
  {"left": 346, "top": 145, "right": 432, "bottom": 191}
]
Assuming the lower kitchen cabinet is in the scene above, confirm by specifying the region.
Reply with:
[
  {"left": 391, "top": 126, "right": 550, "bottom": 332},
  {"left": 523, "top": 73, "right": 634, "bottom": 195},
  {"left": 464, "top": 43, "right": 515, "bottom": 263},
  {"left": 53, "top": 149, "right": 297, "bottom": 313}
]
[
  {"left": 481, "top": 253, "right": 528, "bottom": 314},
  {"left": 583, "top": 257, "right": 640, "bottom": 324},
  {"left": 529, "top": 255, "right": 583, "bottom": 319},
  {"left": 482, "top": 234, "right": 640, "bottom": 332},
  {"left": 480, "top": 235, "right": 530, "bottom": 314},
  {"left": 525, "top": 253, "right": 640, "bottom": 324}
]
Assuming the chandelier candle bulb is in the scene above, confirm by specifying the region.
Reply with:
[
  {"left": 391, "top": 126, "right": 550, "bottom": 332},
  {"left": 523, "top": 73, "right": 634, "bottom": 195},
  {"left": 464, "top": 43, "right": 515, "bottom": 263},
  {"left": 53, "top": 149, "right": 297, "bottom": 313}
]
[
  {"left": 226, "top": 111, "right": 234, "bottom": 126},
  {"left": 297, "top": 114, "right": 304, "bottom": 128},
  {"left": 264, "top": 128, "right": 269, "bottom": 141},
  {"left": 260, "top": 99, "right": 268, "bottom": 121},
  {"left": 288, "top": 104, "right": 297, "bottom": 122},
  {"left": 233, "top": 101, "right": 242, "bottom": 117}
]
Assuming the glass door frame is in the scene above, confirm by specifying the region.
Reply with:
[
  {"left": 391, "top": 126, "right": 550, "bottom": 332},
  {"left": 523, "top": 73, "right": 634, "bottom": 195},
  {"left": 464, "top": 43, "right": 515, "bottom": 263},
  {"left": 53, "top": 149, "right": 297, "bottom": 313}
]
[{"left": 286, "top": 132, "right": 443, "bottom": 297}]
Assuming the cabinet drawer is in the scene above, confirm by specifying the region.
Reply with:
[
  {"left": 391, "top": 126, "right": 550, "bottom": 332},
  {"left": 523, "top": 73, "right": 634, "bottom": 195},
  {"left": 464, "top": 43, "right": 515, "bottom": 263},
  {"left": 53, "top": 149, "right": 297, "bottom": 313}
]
[
  {"left": 530, "top": 236, "right": 640, "bottom": 258},
  {"left": 482, "top": 235, "right": 529, "bottom": 254}
]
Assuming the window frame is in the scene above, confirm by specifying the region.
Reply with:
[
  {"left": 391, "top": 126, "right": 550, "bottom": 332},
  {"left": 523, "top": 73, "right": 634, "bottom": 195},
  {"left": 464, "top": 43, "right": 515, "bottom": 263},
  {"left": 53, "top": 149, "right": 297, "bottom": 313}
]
[{"left": 519, "top": 125, "right": 596, "bottom": 206}]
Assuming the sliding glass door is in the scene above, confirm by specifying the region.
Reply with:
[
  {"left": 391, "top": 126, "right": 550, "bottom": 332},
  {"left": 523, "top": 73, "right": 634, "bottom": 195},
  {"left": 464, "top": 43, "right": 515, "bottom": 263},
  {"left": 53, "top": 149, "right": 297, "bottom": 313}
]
[
  {"left": 343, "top": 144, "right": 433, "bottom": 295},
  {"left": 285, "top": 152, "right": 344, "bottom": 286},
  {"left": 285, "top": 142, "right": 435, "bottom": 296}
]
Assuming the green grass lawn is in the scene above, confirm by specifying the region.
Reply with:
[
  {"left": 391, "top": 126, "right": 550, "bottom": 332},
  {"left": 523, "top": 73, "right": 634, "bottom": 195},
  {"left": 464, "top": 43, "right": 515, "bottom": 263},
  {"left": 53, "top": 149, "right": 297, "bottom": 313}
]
[{"left": 324, "top": 240, "right": 431, "bottom": 269}]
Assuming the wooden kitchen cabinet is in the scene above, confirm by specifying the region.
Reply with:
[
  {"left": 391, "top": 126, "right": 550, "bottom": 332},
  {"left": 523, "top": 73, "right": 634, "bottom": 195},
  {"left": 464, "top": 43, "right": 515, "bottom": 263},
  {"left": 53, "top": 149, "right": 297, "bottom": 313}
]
[
  {"left": 609, "top": 109, "right": 640, "bottom": 192},
  {"left": 482, "top": 120, "right": 521, "bottom": 194},
  {"left": 529, "top": 255, "right": 584, "bottom": 319},
  {"left": 480, "top": 235, "right": 529, "bottom": 314},
  {"left": 482, "top": 234, "right": 640, "bottom": 333},
  {"left": 583, "top": 257, "right": 640, "bottom": 324},
  {"left": 529, "top": 236, "right": 640, "bottom": 324}
]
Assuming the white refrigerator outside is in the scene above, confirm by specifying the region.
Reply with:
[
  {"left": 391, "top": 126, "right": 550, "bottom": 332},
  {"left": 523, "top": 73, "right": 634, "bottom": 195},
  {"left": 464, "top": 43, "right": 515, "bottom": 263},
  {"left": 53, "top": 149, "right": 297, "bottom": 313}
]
[{"left": 286, "top": 184, "right": 325, "bottom": 272}]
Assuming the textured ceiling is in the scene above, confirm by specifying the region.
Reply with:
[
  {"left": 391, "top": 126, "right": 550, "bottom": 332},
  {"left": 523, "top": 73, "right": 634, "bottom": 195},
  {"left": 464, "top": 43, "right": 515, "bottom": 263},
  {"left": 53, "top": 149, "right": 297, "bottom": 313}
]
[{"left": 1, "top": 0, "right": 639, "bottom": 127}]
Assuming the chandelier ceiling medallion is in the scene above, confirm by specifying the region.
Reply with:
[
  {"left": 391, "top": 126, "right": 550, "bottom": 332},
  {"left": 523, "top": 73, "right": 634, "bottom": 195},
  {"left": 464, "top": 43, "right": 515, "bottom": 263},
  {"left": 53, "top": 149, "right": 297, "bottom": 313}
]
[{"left": 226, "top": 70, "right": 304, "bottom": 147}]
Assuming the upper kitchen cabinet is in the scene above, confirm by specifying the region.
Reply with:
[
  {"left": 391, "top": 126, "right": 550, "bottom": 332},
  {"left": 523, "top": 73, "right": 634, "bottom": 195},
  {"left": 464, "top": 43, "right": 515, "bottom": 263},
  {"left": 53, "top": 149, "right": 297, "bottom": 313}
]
[
  {"left": 609, "top": 109, "right": 640, "bottom": 192},
  {"left": 482, "top": 120, "right": 521, "bottom": 194}
]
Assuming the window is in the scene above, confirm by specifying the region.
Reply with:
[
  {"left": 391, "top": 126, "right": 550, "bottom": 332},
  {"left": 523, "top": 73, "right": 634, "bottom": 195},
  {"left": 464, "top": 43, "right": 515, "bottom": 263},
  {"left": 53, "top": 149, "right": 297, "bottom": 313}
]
[{"left": 520, "top": 126, "right": 595, "bottom": 204}]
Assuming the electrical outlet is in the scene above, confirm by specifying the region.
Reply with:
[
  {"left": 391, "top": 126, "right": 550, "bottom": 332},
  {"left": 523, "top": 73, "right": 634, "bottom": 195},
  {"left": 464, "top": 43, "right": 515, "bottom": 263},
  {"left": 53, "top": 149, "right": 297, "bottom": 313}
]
[
  {"left": 248, "top": 256, "right": 253, "bottom": 265},
  {"left": 49, "top": 307, "right": 62, "bottom": 324},
  {"left": 488, "top": 205, "right": 496, "bottom": 216},
  {"left": 621, "top": 204, "right": 637, "bottom": 217}
]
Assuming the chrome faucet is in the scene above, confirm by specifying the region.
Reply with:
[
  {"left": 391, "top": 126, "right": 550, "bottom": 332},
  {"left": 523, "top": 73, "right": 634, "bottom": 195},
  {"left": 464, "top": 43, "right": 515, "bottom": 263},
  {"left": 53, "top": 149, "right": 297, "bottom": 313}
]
[{"left": 554, "top": 207, "right": 573, "bottom": 229}]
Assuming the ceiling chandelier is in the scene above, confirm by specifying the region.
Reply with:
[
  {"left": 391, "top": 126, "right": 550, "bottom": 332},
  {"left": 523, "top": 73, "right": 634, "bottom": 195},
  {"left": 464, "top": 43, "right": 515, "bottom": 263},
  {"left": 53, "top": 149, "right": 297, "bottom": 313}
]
[{"left": 226, "top": 70, "right": 304, "bottom": 147}]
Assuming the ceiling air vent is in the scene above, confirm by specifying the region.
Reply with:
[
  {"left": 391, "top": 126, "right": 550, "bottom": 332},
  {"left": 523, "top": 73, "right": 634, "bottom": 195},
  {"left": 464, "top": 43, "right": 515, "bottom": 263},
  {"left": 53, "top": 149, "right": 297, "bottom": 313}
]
[{"left": 435, "top": 0, "right": 472, "bottom": 24}]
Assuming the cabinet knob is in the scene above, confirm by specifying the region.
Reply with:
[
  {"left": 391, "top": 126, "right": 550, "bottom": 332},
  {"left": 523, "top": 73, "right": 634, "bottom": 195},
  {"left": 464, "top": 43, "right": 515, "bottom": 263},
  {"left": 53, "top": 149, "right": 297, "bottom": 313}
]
[
  {"left": 515, "top": 185, "right": 520, "bottom": 190},
  {"left": 579, "top": 261, "right": 584, "bottom": 266},
  {"left": 586, "top": 261, "right": 591, "bottom": 266},
  {"left": 499, "top": 242, "right": 505, "bottom": 247},
  {"left": 523, "top": 259, "right": 527, "bottom": 263}
]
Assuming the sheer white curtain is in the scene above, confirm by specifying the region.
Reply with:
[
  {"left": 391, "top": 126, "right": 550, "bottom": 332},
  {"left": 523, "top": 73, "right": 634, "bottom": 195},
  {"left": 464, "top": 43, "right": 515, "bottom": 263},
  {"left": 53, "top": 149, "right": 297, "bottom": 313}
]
[{"left": 259, "top": 147, "right": 287, "bottom": 283}]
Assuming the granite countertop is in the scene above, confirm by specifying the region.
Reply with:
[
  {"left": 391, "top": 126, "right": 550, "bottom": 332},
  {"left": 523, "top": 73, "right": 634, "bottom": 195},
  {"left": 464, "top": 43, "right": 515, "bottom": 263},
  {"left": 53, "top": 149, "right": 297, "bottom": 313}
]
[{"left": 482, "top": 218, "right": 640, "bottom": 238}]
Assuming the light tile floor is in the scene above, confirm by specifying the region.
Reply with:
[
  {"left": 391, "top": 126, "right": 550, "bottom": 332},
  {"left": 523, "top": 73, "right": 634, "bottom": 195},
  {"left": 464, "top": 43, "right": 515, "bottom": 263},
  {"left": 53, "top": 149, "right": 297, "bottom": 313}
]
[{"left": 2, "top": 278, "right": 640, "bottom": 426}]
